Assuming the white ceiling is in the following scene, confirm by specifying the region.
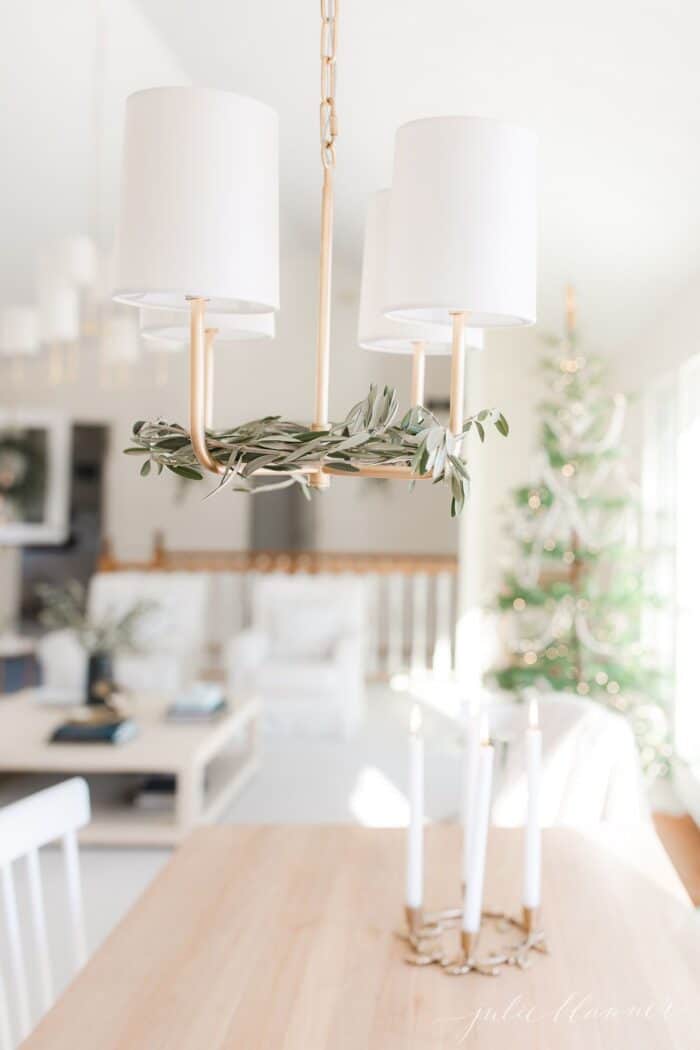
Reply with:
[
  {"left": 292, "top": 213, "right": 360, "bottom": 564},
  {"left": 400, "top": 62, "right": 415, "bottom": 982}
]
[{"left": 137, "top": 0, "right": 700, "bottom": 353}]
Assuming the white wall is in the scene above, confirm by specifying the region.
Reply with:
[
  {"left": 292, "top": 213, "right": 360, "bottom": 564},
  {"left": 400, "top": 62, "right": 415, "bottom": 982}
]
[
  {"left": 614, "top": 268, "right": 700, "bottom": 390},
  {"left": 0, "top": 0, "right": 190, "bottom": 304}
]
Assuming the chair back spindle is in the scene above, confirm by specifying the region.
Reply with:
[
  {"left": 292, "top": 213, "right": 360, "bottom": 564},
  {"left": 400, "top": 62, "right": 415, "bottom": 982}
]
[{"left": 0, "top": 778, "right": 90, "bottom": 1048}]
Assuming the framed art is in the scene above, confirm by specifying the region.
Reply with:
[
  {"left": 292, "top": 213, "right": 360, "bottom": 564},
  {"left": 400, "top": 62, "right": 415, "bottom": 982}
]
[{"left": 0, "top": 412, "right": 71, "bottom": 545}]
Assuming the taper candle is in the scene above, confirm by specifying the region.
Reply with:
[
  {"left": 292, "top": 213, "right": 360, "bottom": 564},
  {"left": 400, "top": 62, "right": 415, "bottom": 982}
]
[
  {"left": 406, "top": 704, "right": 424, "bottom": 910},
  {"left": 523, "top": 698, "right": 542, "bottom": 910},
  {"left": 460, "top": 700, "right": 480, "bottom": 888},
  {"left": 462, "top": 713, "right": 494, "bottom": 934}
]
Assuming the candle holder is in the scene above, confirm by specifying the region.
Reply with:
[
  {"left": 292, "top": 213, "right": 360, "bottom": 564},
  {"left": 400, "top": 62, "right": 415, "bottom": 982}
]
[
  {"left": 443, "top": 931, "right": 503, "bottom": 976},
  {"left": 490, "top": 906, "right": 548, "bottom": 969},
  {"left": 398, "top": 906, "right": 444, "bottom": 952},
  {"left": 399, "top": 904, "right": 548, "bottom": 976}
]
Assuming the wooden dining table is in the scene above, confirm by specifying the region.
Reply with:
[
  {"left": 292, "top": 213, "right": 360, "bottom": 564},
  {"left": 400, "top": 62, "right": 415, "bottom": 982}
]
[{"left": 24, "top": 824, "right": 700, "bottom": 1049}]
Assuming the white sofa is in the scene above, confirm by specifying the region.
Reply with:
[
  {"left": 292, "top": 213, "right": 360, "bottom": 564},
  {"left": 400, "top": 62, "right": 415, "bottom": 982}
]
[
  {"left": 227, "top": 574, "right": 366, "bottom": 736},
  {"left": 37, "top": 572, "right": 210, "bottom": 699}
]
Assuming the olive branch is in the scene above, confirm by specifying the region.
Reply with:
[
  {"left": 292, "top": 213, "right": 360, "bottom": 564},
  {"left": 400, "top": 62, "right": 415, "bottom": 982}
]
[{"left": 124, "top": 385, "right": 509, "bottom": 517}]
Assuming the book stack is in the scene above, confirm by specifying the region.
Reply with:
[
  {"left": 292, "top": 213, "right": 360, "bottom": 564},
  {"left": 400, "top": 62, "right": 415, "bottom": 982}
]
[
  {"left": 166, "top": 682, "right": 228, "bottom": 723},
  {"left": 50, "top": 716, "right": 138, "bottom": 745}
]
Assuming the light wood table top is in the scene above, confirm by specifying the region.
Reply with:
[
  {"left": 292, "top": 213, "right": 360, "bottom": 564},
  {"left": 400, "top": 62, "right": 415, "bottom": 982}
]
[{"left": 25, "top": 824, "right": 700, "bottom": 1049}]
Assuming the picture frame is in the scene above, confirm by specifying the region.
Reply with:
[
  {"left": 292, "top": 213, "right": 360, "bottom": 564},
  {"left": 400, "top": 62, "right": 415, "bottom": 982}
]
[{"left": 0, "top": 411, "right": 71, "bottom": 545}]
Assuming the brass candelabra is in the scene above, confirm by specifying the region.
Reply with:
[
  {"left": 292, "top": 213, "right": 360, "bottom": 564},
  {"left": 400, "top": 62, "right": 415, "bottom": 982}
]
[{"left": 398, "top": 902, "right": 548, "bottom": 977}]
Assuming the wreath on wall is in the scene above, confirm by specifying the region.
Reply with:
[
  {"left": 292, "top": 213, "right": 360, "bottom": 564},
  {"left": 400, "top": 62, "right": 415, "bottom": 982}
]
[{"left": 0, "top": 429, "right": 47, "bottom": 525}]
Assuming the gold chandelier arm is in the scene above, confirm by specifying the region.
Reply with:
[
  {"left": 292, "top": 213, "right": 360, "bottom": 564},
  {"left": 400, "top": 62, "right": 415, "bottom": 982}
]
[
  {"left": 204, "top": 327, "right": 218, "bottom": 429},
  {"left": 410, "top": 340, "right": 426, "bottom": 408},
  {"left": 449, "top": 311, "right": 467, "bottom": 435},
  {"left": 189, "top": 297, "right": 226, "bottom": 476}
]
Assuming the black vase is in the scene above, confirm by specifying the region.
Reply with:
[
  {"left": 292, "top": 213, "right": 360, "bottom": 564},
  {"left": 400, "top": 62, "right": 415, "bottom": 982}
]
[{"left": 86, "top": 651, "right": 114, "bottom": 705}]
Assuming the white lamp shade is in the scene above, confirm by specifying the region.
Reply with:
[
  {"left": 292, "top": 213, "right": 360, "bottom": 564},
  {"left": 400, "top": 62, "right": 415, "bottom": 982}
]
[
  {"left": 60, "top": 235, "right": 98, "bottom": 288},
  {"left": 385, "top": 117, "right": 536, "bottom": 327},
  {"left": 39, "top": 281, "right": 80, "bottom": 343},
  {"left": 113, "top": 86, "right": 279, "bottom": 314},
  {"left": 0, "top": 307, "right": 39, "bottom": 355},
  {"left": 359, "top": 191, "right": 482, "bottom": 355},
  {"left": 139, "top": 308, "right": 275, "bottom": 348}
]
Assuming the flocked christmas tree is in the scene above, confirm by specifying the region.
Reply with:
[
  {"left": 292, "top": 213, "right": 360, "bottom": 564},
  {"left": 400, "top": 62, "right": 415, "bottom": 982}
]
[{"left": 488, "top": 288, "right": 671, "bottom": 778}]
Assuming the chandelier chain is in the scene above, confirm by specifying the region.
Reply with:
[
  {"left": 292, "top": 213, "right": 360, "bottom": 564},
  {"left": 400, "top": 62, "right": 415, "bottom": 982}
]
[{"left": 320, "top": 0, "right": 338, "bottom": 168}]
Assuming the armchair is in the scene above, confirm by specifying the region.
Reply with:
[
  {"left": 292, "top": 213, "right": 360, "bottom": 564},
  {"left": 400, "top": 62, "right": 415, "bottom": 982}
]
[
  {"left": 37, "top": 572, "right": 210, "bottom": 700},
  {"left": 227, "top": 574, "right": 367, "bottom": 736}
]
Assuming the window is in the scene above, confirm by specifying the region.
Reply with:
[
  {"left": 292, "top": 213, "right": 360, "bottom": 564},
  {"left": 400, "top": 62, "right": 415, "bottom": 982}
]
[{"left": 644, "top": 353, "right": 700, "bottom": 769}]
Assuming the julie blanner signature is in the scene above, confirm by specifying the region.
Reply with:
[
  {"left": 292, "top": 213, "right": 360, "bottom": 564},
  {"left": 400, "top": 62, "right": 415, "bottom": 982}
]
[{"left": 436, "top": 993, "right": 674, "bottom": 1042}]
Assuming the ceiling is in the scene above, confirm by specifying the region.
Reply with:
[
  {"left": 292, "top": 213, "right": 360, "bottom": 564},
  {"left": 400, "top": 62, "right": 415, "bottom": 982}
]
[{"left": 135, "top": 0, "right": 700, "bottom": 354}]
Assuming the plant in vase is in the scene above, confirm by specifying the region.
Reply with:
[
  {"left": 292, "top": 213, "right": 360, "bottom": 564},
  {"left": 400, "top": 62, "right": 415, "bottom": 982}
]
[{"left": 37, "top": 580, "right": 157, "bottom": 705}]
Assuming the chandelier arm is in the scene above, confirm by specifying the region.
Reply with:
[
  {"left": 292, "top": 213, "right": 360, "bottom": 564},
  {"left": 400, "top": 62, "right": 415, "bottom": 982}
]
[
  {"left": 449, "top": 311, "right": 467, "bottom": 435},
  {"left": 410, "top": 341, "right": 426, "bottom": 408},
  {"left": 325, "top": 463, "right": 430, "bottom": 481},
  {"left": 204, "top": 327, "right": 218, "bottom": 429},
  {"left": 189, "top": 297, "right": 226, "bottom": 476}
]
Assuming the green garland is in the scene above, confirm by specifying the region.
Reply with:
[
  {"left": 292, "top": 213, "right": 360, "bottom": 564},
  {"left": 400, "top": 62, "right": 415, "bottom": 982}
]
[{"left": 125, "top": 385, "right": 509, "bottom": 517}]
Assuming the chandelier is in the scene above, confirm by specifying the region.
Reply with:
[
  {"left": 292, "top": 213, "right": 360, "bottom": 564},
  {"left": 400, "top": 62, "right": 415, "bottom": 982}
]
[{"left": 114, "top": 1, "right": 536, "bottom": 513}]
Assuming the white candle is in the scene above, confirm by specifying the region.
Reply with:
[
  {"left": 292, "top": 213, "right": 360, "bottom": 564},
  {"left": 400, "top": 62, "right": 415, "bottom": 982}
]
[
  {"left": 406, "top": 704, "right": 424, "bottom": 909},
  {"left": 460, "top": 700, "right": 480, "bottom": 888},
  {"left": 522, "top": 698, "right": 542, "bottom": 910},
  {"left": 462, "top": 714, "right": 494, "bottom": 933}
]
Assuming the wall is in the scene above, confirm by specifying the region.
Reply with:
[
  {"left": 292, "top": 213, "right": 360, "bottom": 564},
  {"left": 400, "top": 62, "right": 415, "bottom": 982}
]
[
  {"left": 0, "top": 0, "right": 541, "bottom": 626},
  {"left": 0, "top": 0, "right": 190, "bottom": 303}
]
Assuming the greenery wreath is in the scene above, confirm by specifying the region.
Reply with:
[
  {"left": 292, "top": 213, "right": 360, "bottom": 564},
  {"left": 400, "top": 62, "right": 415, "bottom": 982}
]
[
  {"left": 125, "top": 385, "right": 509, "bottom": 517},
  {"left": 0, "top": 429, "right": 47, "bottom": 524}
]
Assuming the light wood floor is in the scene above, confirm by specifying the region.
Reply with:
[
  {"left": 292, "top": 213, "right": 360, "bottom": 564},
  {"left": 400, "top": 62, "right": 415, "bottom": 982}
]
[{"left": 653, "top": 813, "right": 700, "bottom": 905}]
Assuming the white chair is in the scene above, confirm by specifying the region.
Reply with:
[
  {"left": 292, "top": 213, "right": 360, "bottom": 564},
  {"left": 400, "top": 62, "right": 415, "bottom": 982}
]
[
  {"left": 488, "top": 694, "right": 649, "bottom": 826},
  {"left": 37, "top": 572, "right": 210, "bottom": 699},
  {"left": 227, "top": 574, "right": 367, "bottom": 736},
  {"left": 0, "top": 778, "right": 90, "bottom": 1048}
]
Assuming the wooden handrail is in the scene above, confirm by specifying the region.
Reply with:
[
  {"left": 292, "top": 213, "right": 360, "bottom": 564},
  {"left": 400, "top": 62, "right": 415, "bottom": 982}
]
[{"left": 97, "top": 538, "right": 457, "bottom": 577}]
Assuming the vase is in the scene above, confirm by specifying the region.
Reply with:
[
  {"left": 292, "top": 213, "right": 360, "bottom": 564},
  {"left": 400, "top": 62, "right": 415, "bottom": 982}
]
[{"left": 86, "top": 651, "right": 114, "bottom": 705}]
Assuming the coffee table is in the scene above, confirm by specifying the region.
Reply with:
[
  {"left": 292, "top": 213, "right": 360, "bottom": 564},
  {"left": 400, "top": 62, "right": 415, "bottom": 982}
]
[{"left": 0, "top": 692, "right": 260, "bottom": 846}]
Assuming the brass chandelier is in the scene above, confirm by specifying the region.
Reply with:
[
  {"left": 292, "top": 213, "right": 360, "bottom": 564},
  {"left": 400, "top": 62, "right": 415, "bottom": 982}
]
[{"left": 114, "top": 1, "right": 536, "bottom": 510}]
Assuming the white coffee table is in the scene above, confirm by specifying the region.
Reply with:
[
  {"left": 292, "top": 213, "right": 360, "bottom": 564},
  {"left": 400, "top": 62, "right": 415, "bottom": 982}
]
[{"left": 0, "top": 692, "right": 260, "bottom": 846}]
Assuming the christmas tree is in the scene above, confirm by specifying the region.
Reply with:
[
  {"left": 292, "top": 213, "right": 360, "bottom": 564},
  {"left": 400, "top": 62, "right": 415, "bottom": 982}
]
[{"left": 488, "top": 288, "right": 671, "bottom": 778}]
